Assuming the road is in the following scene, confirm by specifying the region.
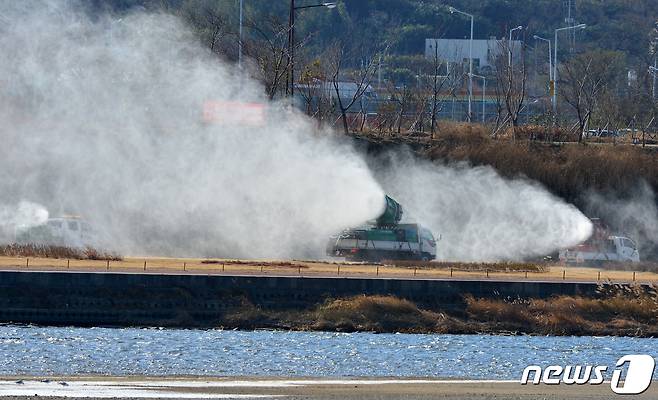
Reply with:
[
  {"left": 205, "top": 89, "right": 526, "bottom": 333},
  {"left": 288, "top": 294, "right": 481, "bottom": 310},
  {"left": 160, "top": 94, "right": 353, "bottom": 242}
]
[{"left": 0, "top": 256, "right": 655, "bottom": 284}]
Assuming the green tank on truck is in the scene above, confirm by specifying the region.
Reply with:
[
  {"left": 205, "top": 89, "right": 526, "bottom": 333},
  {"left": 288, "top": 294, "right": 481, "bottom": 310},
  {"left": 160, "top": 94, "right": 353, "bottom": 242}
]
[{"left": 327, "top": 195, "right": 437, "bottom": 261}]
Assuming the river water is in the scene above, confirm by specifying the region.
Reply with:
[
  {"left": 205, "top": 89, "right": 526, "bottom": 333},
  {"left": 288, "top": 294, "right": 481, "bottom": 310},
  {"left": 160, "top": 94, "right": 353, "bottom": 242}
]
[{"left": 0, "top": 325, "right": 656, "bottom": 379}]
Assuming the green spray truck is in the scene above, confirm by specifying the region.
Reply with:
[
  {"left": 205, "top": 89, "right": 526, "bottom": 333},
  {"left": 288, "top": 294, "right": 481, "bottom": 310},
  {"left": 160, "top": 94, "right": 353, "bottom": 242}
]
[{"left": 327, "top": 195, "right": 437, "bottom": 262}]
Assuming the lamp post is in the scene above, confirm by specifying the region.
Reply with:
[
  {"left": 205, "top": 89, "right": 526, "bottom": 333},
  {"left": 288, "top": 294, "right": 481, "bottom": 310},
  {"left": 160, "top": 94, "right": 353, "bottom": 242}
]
[
  {"left": 553, "top": 24, "right": 586, "bottom": 118},
  {"left": 448, "top": 6, "right": 474, "bottom": 122},
  {"left": 238, "top": 0, "right": 243, "bottom": 69},
  {"left": 287, "top": 1, "right": 337, "bottom": 97},
  {"left": 533, "top": 35, "right": 552, "bottom": 104},
  {"left": 650, "top": 64, "right": 657, "bottom": 100},
  {"left": 508, "top": 25, "right": 522, "bottom": 66},
  {"left": 469, "top": 73, "right": 486, "bottom": 123}
]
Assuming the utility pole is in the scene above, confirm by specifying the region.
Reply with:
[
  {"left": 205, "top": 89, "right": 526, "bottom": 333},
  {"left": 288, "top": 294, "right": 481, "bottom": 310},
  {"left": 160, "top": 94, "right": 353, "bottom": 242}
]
[
  {"left": 287, "top": 1, "right": 337, "bottom": 98},
  {"left": 534, "top": 35, "right": 553, "bottom": 105},
  {"left": 468, "top": 16, "right": 473, "bottom": 122},
  {"left": 378, "top": 54, "right": 384, "bottom": 89},
  {"left": 469, "top": 73, "right": 486, "bottom": 123},
  {"left": 238, "top": 0, "right": 243, "bottom": 69},
  {"left": 508, "top": 26, "right": 522, "bottom": 66},
  {"left": 287, "top": 0, "right": 295, "bottom": 97},
  {"left": 553, "top": 24, "right": 586, "bottom": 119},
  {"left": 651, "top": 55, "right": 658, "bottom": 100},
  {"left": 564, "top": 0, "right": 578, "bottom": 53}
]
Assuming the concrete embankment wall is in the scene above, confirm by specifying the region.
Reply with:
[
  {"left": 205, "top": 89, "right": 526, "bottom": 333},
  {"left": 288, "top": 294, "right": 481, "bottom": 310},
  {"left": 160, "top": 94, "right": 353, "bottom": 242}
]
[{"left": 0, "top": 270, "right": 599, "bottom": 327}]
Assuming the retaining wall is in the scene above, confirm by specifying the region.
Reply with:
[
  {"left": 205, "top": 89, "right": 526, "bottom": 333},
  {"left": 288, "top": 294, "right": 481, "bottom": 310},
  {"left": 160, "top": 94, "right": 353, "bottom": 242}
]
[{"left": 0, "top": 270, "right": 600, "bottom": 327}]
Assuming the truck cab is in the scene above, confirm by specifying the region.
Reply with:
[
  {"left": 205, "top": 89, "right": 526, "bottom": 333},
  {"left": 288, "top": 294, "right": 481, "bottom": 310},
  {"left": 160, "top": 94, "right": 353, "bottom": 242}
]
[
  {"left": 559, "top": 235, "right": 639, "bottom": 264},
  {"left": 613, "top": 236, "right": 640, "bottom": 262}
]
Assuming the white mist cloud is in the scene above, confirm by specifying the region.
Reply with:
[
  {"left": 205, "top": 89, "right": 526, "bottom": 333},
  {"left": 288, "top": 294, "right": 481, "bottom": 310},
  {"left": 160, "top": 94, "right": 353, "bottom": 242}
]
[
  {"left": 0, "top": 1, "right": 384, "bottom": 257},
  {"left": 0, "top": 201, "right": 49, "bottom": 228},
  {"left": 0, "top": 201, "right": 49, "bottom": 243},
  {"left": 375, "top": 152, "right": 593, "bottom": 261}
]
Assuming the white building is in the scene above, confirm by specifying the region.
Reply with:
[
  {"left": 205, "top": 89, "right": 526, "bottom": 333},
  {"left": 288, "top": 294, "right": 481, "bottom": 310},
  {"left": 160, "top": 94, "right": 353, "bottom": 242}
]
[{"left": 424, "top": 38, "right": 523, "bottom": 72}]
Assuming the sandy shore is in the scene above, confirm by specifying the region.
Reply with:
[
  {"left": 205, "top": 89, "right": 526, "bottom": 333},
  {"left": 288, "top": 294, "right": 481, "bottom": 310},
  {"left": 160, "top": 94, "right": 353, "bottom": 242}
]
[{"left": 1, "top": 377, "right": 657, "bottom": 399}]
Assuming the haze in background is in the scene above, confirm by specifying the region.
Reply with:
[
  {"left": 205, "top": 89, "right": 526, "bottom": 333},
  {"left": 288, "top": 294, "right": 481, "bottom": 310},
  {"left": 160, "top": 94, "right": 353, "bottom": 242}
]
[
  {"left": 586, "top": 183, "right": 658, "bottom": 258},
  {"left": 0, "top": 1, "right": 593, "bottom": 261},
  {"left": 374, "top": 152, "right": 593, "bottom": 261}
]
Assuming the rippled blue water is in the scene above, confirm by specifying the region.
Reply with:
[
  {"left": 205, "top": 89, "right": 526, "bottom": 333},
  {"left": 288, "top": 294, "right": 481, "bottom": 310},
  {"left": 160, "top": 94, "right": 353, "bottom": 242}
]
[{"left": 0, "top": 325, "right": 656, "bottom": 379}]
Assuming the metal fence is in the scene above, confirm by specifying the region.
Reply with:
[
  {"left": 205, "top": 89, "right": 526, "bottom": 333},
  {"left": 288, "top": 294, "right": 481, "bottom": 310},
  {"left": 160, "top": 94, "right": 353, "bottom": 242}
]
[{"left": 2, "top": 257, "right": 655, "bottom": 284}]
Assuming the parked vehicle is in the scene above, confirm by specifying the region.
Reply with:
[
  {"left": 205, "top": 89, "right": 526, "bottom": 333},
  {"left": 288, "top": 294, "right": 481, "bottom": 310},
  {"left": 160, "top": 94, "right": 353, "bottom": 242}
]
[{"left": 586, "top": 129, "right": 619, "bottom": 138}]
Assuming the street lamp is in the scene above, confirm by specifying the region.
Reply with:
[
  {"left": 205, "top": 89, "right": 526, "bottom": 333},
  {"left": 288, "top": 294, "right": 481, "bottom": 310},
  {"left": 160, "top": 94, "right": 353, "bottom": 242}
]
[
  {"left": 533, "top": 35, "right": 553, "bottom": 104},
  {"left": 288, "top": 1, "right": 337, "bottom": 97},
  {"left": 533, "top": 35, "right": 552, "bottom": 81},
  {"left": 469, "top": 73, "right": 486, "bottom": 123},
  {"left": 508, "top": 25, "right": 522, "bottom": 66},
  {"left": 553, "top": 23, "right": 586, "bottom": 118},
  {"left": 238, "top": 0, "right": 243, "bottom": 69},
  {"left": 650, "top": 65, "right": 657, "bottom": 99},
  {"left": 448, "top": 6, "right": 474, "bottom": 122},
  {"left": 295, "top": 2, "right": 336, "bottom": 9}
]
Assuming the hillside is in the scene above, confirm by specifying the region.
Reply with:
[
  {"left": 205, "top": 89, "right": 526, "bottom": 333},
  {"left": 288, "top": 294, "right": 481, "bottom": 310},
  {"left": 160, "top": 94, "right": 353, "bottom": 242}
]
[{"left": 92, "top": 0, "right": 658, "bottom": 74}]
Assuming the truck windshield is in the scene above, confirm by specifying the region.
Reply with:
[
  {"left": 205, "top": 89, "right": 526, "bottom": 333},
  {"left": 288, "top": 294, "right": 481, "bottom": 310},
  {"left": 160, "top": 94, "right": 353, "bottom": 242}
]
[
  {"left": 421, "top": 229, "right": 434, "bottom": 241},
  {"left": 622, "top": 238, "right": 637, "bottom": 250}
]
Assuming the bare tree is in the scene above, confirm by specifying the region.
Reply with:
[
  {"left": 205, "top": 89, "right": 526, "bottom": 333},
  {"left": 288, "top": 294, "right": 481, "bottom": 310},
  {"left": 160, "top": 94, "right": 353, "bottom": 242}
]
[
  {"left": 560, "top": 50, "right": 623, "bottom": 142},
  {"left": 375, "top": 101, "right": 397, "bottom": 136},
  {"left": 493, "top": 37, "right": 528, "bottom": 140},
  {"left": 426, "top": 46, "right": 450, "bottom": 134},
  {"left": 328, "top": 43, "right": 382, "bottom": 135},
  {"left": 180, "top": 2, "right": 234, "bottom": 57},
  {"left": 243, "top": 16, "right": 310, "bottom": 100},
  {"left": 385, "top": 81, "right": 415, "bottom": 135},
  {"left": 491, "top": 77, "right": 506, "bottom": 138},
  {"left": 296, "top": 58, "right": 335, "bottom": 124}
]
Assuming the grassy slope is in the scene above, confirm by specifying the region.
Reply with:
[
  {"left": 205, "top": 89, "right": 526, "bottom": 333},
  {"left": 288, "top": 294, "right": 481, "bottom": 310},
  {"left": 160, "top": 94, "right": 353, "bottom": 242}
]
[
  {"left": 426, "top": 125, "right": 658, "bottom": 205},
  {"left": 225, "top": 289, "right": 658, "bottom": 337}
]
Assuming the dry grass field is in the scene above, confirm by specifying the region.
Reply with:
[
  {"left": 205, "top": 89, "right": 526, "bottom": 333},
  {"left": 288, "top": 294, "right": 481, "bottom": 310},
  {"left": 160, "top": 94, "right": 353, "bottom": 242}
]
[
  {"left": 422, "top": 123, "right": 658, "bottom": 205},
  {"left": 309, "top": 287, "right": 658, "bottom": 336},
  {"left": 0, "top": 255, "right": 656, "bottom": 283}
]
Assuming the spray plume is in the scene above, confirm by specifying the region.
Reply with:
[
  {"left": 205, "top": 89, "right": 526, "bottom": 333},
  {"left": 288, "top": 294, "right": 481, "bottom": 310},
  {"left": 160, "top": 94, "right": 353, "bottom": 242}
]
[
  {"left": 375, "top": 153, "right": 593, "bottom": 261},
  {"left": 0, "top": 1, "right": 384, "bottom": 257}
]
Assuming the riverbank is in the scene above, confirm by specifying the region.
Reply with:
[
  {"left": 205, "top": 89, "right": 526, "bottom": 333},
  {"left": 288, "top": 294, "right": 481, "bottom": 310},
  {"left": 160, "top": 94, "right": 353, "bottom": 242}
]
[
  {"left": 0, "top": 267, "right": 656, "bottom": 336},
  {"left": 222, "top": 288, "right": 658, "bottom": 337},
  {"left": 1, "top": 376, "right": 656, "bottom": 399}
]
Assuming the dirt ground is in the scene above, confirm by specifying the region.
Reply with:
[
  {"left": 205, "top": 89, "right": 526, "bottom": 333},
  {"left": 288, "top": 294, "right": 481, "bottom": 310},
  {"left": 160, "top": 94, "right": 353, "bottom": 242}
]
[
  {"left": 0, "top": 255, "right": 655, "bottom": 283},
  {"left": 1, "top": 377, "right": 656, "bottom": 400}
]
